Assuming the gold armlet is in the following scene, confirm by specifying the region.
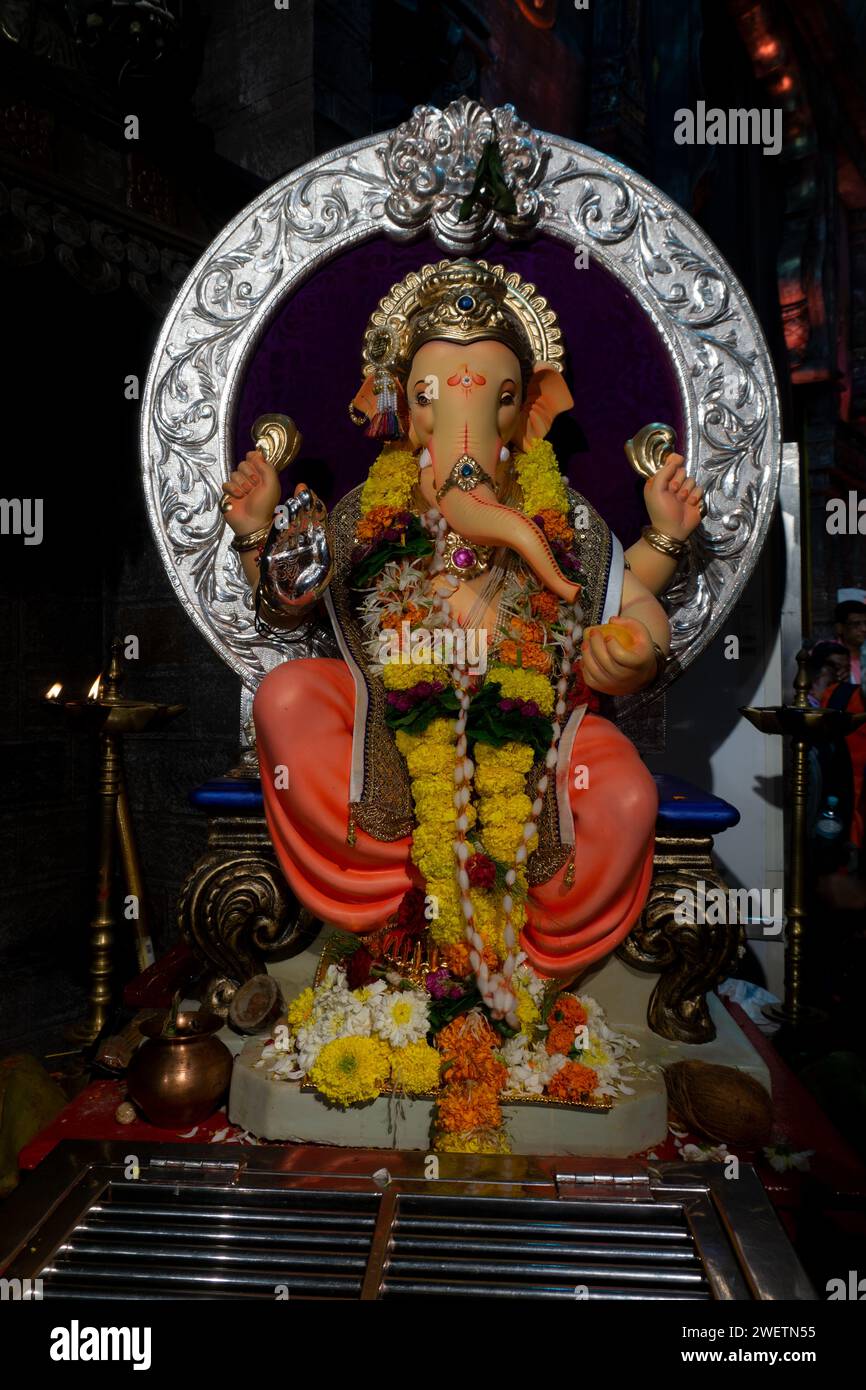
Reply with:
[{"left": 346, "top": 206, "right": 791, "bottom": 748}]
[
  {"left": 641, "top": 525, "right": 687, "bottom": 560},
  {"left": 231, "top": 523, "right": 273, "bottom": 553}
]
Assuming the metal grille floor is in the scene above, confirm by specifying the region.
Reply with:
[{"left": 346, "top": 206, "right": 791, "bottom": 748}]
[{"left": 0, "top": 1143, "right": 815, "bottom": 1300}]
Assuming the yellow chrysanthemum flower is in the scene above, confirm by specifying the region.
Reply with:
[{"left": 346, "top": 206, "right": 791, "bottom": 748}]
[
  {"left": 412, "top": 791, "right": 455, "bottom": 827},
  {"left": 422, "top": 718, "right": 455, "bottom": 746},
  {"left": 479, "top": 793, "right": 532, "bottom": 829},
  {"left": 285, "top": 987, "right": 314, "bottom": 1033},
  {"left": 390, "top": 1040, "right": 441, "bottom": 1092},
  {"left": 482, "top": 824, "right": 538, "bottom": 862},
  {"left": 515, "top": 982, "right": 541, "bottom": 1034},
  {"left": 309, "top": 1036, "right": 390, "bottom": 1106},
  {"left": 474, "top": 762, "right": 528, "bottom": 797},
  {"left": 425, "top": 878, "right": 465, "bottom": 944},
  {"left": 403, "top": 744, "right": 455, "bottom": 778}
]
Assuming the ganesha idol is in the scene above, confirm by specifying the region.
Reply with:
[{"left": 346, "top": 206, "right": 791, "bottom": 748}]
[{"left": 221, "top": 259, "right": 703, "bottom": 1033}]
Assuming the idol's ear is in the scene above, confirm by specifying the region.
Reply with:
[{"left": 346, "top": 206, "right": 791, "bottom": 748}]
[
  {"left": 349, "top": 373, "right": 378, "bottom": 427},
  {"left": 514, "top": 364, "right": 574, "bottom": 447},
  {"left": 350, "top": 371, "right": 409, "bottom": 440}
]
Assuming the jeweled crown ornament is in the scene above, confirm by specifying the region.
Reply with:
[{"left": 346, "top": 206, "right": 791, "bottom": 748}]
[
  {"left": 350, "top": 258, "right": 565, "bottom": 436},
  {"left": 359, "top": 258, "right": 564, "bottom": 383}
]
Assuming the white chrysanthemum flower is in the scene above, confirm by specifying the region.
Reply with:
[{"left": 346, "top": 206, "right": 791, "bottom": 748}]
[
  {"left": 371, "top": 988, "right": 429, "bottom": 1047},
  {"left": 352, "top": 979, "right": 388, "bottom": 1006},
  {"left": 295, "top": 1012, "right": 341, "bottom": 1072}
]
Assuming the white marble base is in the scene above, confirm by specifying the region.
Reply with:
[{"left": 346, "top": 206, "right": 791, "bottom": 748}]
[{"left": 225, "top": 932, "right": 770, "bottom": 1157}]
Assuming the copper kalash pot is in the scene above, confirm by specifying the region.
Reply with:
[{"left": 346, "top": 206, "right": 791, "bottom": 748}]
[{"left": 127, "top": 1011, "right": 233, "bottom": 1128}]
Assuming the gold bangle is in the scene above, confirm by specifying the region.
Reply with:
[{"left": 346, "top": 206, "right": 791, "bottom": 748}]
[
  {"left": 231, "top": 523, "right": 272, "bottom": 553},
  {"left": 641, "top": 525, "right": 687, "bottom": 559}
]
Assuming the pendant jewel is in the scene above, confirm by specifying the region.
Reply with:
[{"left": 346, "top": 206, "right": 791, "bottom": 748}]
[{"left": 442, "top": 531, "right": 491, "bottom": 579}]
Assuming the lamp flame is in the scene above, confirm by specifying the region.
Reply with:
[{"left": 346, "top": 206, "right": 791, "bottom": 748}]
[
  {"left": 45, "top": 683, "right": 63, "bottom": 701},
  {"left": 87, "top": 675, "right": 102, "bottom": 701}
]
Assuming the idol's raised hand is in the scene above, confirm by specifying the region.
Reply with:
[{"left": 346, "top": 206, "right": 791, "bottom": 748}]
[
  {"left": 643, "top": 453, "right": 704, "bottom": 541},
  {"left": 221, "top": 449, "right": 282, "bottom": 535}
]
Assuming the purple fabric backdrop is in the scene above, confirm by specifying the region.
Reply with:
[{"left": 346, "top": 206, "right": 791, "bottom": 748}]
[{"left": 235, "top": 236, "right": 684, "bottom": 546}]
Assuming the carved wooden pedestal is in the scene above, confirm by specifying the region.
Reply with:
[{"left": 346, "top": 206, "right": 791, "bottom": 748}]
[
  {"left": 177, "top": 782, "right": 318, "bottom": 1017},
  {"left": 618, "top": 833, "right": 743, "bottom": 1044}
]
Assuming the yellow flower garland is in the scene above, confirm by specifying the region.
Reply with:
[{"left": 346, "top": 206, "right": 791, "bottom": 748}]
[
  {"left": 513, "top": 438, "right": 571, "bottom": 518},
  {"left": 357, "top": 438, "right": 575, "bottom": 975},
  {"left": 486, "top": 664, "right": 555, "bottom": 714},
  {"left": 359, "top": 444, "right": 418, "bottom": 515}
]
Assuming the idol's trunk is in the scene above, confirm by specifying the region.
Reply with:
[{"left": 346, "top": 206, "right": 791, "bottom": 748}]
[{"left": 431, "top": 435, "right": 580, "bottom": 603}]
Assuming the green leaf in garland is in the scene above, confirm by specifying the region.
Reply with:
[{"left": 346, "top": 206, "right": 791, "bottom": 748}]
[
  {"left": 384, "top": 686, "right": 461, "bottom": 734},
  {"left": 466, "top": 682, "right": 552, "bottom": 760},
  {"left": 351, "top": 530, "right": 434, "bottom": 587}
]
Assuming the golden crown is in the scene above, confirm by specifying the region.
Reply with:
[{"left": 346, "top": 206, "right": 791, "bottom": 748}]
[{"left": 360, "top": 258, "right": 565, "bottom": 383}]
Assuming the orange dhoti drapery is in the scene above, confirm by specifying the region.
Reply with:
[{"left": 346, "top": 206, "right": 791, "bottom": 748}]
[{"left": 254, "top": 658, "right": 657, "bottom": 979}]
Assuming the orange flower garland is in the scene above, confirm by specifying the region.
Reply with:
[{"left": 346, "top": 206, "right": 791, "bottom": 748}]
[{"left": 434, "top": 1012, "right": 510, "bottom": 1151}]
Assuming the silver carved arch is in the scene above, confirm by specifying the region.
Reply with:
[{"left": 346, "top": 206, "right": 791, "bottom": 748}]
[{"left": 141, "top": 98, "right": 781, "bottom": 728}]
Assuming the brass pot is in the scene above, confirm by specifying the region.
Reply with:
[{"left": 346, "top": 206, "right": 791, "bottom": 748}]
[{"left": 127, "top": 1011, "right": 233, "bottom": 1128}]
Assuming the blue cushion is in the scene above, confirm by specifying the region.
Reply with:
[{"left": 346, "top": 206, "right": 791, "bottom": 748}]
[
  {"left": 654, "top": 773, "right": 740, "bottom": 833},
  {"left": 189, "top": 772, "right": 739, "bottom": 836},
  {"left": 189, "top": 778, "right": 264, "bottom": 811}
]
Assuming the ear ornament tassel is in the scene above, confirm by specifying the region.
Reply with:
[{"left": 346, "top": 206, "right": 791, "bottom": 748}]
[{"left": 366, "top": 369, "right": 407, "bottom": 440}]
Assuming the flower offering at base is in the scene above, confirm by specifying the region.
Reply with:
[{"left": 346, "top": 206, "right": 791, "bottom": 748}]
[{"left": 256, "top": 931, "right": 649, "bottom": 1154}]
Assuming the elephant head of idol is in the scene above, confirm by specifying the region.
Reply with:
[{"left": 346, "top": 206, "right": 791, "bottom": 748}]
[{"left": 351, "top": 260, "right": 579, "bottom": 602}]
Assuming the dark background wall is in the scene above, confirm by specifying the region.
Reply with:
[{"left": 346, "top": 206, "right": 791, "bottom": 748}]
[{"left": 2, "top": 0, "right": 865, "bottom": 1053}]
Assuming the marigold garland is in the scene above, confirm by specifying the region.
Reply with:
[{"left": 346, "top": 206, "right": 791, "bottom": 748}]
[
  {"left": 512, "top": 438, "right": 571, "bottom": 518},
  {"left": 350, "top": 434, "right": 597, "bottom": 1151},
  {"left": 359, "top": 445, "right": 418, "bottom": 517}
]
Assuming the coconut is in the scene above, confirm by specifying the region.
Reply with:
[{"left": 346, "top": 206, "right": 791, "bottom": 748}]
[{"left": 664, "top": 1060, "right": 772, "bottom": 1147}]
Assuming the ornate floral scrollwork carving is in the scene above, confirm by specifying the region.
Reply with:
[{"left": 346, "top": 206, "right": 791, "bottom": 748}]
[
  {"left": 383, "top": 97, "right": 550, "bottom": 253},
  {"left": 177, "top": 815, "right": 319, "bottom": 1015},
  {"left": 617, "top": 836, "right": 744, "bottom": 1044}
]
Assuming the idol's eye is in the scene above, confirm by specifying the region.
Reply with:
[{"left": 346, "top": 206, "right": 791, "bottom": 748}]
[
  {"left": 499, "top": 391, "right": 515, "bottom": 407},
  {"left": 415, "top": 393, "right": 431, "bottom": 407}
]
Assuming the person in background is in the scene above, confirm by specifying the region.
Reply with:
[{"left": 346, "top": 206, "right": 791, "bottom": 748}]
[
  {"left": 820, "top": 650, "right": 866, "bottom": 868},
  {"left": 834, "top": 600, "right": 866, "bottom": 685},
  {"left": 807, "top": 640, "right": 851, "bottom": 706}
]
